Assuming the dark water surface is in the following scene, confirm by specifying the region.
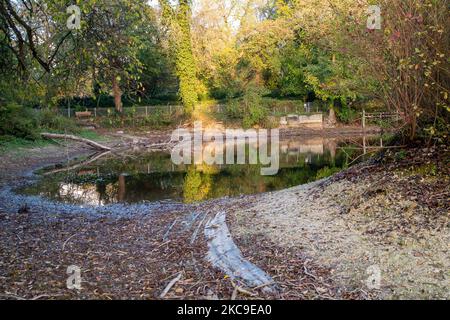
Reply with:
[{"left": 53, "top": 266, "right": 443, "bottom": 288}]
[{"left": 18, "top": 136, "right": 385, "bottom": 205}]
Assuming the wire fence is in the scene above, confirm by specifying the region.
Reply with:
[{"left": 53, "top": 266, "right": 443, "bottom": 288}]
[
  {"left": 213, "top": 101, "right": 324, "bottom": 117},
  {"left": 58, "top": 105, "right": 185, "bottom": 118},
  {"left": 362, "top": 110, "right": 404, "bottom": 128},
  {"left": 57, "top": 102, "right": 321, "bottom": 119},
  {"left": 54, "top": 104, "right": 403, "bottom": 130}
]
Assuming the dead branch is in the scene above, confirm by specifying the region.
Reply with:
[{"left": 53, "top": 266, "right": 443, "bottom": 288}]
[
  {"left": 42, "top": 151, "right": 111, "bottom": 176},
  {"left": 41, "top": 133, "right": 111, "bottom": 151},
  {"left": 159, "top": 272, "right": 183, "bottom": 299},
  {"left": 230, "top": 280, "right": 258, "bottom": 297}
]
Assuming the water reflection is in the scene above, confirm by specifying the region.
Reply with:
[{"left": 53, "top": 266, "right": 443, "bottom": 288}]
[{"left": 20, "top": 136, "right": 386, "bottom": 205}]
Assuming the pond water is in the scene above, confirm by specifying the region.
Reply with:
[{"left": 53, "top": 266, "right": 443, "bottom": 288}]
[{"left": 19, "top": 136, "right": 384, "bottom": 206}]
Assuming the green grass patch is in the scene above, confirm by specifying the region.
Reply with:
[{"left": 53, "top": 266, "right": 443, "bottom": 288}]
[
  {"left": 0, "top": 130, "right": 108, "bottom": 154},
  {"left": 0, "top": 135, "right": 54, "bottom": 154},
  {"left": 77, "top": 130, "right": 108, "bottom": 142}
]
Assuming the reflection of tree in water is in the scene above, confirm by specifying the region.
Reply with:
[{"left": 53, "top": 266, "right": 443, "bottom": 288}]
[
  {"left": 20, "top": 137, "right": 382, "bottom": 205},
  {"left": 183, "top": 166, "right": 212, "bottom": 203},
  {"left": 118, "top": 174, "right": 126, "bottom": 202}
]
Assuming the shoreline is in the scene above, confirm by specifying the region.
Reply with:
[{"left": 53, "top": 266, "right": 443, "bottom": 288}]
[{"left": 0, "top": 133, "right": 448, "bottom": 300}]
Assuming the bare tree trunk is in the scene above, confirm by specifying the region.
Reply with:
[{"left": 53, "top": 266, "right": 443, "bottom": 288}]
[
  {"left": 409, "top": 113, "right": 417, "bottom": 141},
  {"left": 112, "top": 75, "right": 123, "bottom": 113},
  {"left": 328, "top": 102, "right": 337, "bottom": 127}
]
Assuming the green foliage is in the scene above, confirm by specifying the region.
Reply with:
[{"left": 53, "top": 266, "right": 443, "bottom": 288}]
[
  {"left": 98, "top": 107, "right": 182, "bottom": 129},
  {"left": 176, "top": 1, "right": 198, "bottom": 114},
  {"left": 0, "top": 103, "right": 39, "bottom": 140},
  {"left": 275, "top": 43, "right": 312, "bottom": 97},
  {"left": 395, "top": 150, "right": 407, "bottom": 161},
  {"left": 141, "top": 109, "right": 177, "bottom": 128},
  {"left": 1, "top": 0, "right": 447, "bottom": 145},
  {"left": 0, "top": 135, "right": 52, "bottom": 154},
  {"left": 242, "top": 86, "right": 269, "bottom": 128},
  {"left": 207, "top": 49, "right": 245, "bottom": 100},
  {"left": 183, "top": 167, "right": 211, "bottom": 203},
  {"left": 37, "top": 109, "right": 80, "bottom": 133},
  {"left": 0, "top": 101, "right": 82, "bottom": 142},
  {"left": 160, "top": 0, "right": 198, "bottom": 114},
  {"left": 336, "top": 104, "right": 359, "bottom": 124},
  {"left": 315, "top": 166, "right": 342, "bottom": 180},
  {"left": 224, "top": 98, "right": 242, "bottom": 120}
]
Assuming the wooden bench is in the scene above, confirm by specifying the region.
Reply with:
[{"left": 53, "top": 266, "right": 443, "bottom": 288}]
[{"left": 75, "top": 111, "right": 92, "bottom": 119}]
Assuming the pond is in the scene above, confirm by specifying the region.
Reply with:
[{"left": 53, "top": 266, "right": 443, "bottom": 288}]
[{"left": 18, "top": 135, "right": 384, "bottom": 206}]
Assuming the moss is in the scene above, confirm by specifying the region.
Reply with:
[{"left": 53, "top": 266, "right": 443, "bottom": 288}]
[{"left": 409, "top": 163, "right": 438, "bottom": 177}]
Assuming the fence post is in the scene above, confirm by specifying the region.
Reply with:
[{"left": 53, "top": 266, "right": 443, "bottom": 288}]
[
  {"left": 362, "top": 109, "right": 366, "bottom": 130},
  {"left": 145, "top": 106, "right": 148, "bottom": 117},
  {"left": 363, "top": 135, "right": 367, "bottom": 155},
  {"left": 94, "top": 107, "right": 97, "bottom": 118}
]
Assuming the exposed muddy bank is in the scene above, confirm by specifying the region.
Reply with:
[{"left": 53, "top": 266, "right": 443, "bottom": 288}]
[{"left": 0, "top": 138, "right": 448, "bottom": 300}]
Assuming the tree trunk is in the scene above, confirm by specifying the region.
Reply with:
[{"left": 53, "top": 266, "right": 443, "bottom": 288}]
[
  {"left": 112, "top": 75, "right": 123, "bottom": 113},
  {"left": 409, "top": 112, "right": 417, "bottom": 141},
  {"left": 328, "top": 102, "right": 337, "bottom": 127}
]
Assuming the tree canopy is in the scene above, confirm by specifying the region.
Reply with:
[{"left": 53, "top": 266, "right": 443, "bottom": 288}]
[{"left": 0, "top": 0, "right": 448, "bottom": 140}]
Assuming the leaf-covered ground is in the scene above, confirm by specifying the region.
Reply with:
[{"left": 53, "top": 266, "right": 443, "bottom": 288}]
[
  {"left": 229, "top": 144, "right": 449, "bottom": 299},
  {"left": 0, "top": 139, "right": 448, "bottom": 300}
]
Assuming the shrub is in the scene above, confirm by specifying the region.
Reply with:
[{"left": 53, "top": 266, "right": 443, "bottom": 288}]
[
  {"left": 37, "top": 109, "right": 80, "bottom": 133},
  {"left": 242, "top": 86, "right": 269, "bottom": 128},
  {"left": 224, "top": 99, "right": 242, "bottom": 119},
  {"left": 0, "top": 103, "right": 39, "bottom": 139},
  {"left": 336, "top": 106, "right": 359, "bottom": 124},
  {"left": 141, "top": 109, "right": 174, "bottom": 128}
]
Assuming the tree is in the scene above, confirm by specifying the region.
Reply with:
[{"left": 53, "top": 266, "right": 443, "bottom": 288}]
[
  {"left": 0, "top": 0, "right": 72, "bottom": 77},
  {"left": 74, "top": 0, "right": 149, "bottom": 113},
  {"left": 328, "top": 0, "right": 449, "bottom": 139},
  {"left": 159, "top": 0, "right": 198, "bottom": 114}
]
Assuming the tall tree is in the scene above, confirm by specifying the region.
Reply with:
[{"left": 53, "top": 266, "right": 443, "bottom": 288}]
[
  {"left": 159, "top": 0, "right": 198, "bottom": 114},
  {"left": 76, "top": 0, "right": 148, "bottom": 113}
]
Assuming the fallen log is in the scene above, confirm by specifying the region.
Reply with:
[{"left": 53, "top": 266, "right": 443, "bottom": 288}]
[
  {"left": 41, "top": 133, "right": 111, "bottom": 151},
  {"left": 42, "top": 151, "right": 111, "bottom": 176},
  {"left": 204, "top": 211, "right": 277, "bottom": 294}
]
